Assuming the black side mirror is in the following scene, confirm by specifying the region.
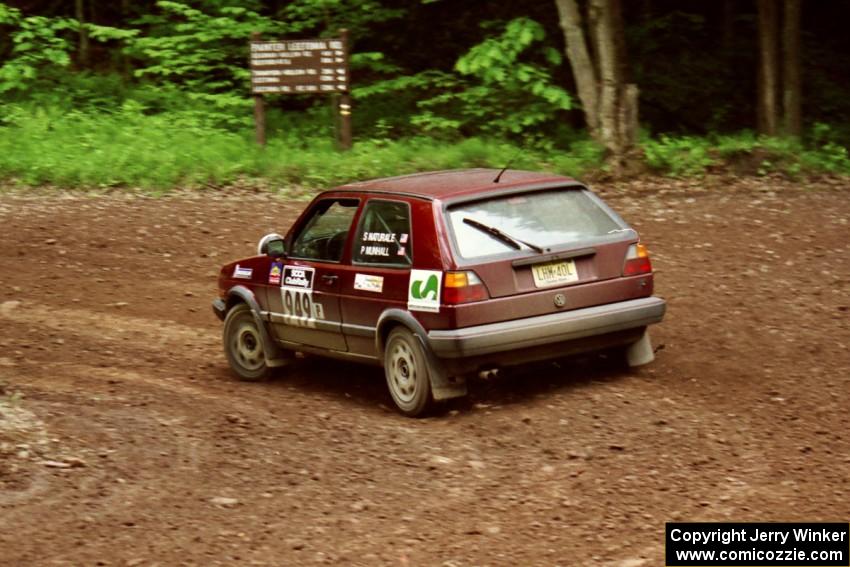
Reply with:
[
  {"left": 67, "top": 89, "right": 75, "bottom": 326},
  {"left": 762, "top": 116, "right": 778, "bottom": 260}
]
[
  {"left": 265, "top": 238, "right": 286, "bottom": 257},
  {"left": 257, "top": 233, "right": 286, "bottom": 256}
]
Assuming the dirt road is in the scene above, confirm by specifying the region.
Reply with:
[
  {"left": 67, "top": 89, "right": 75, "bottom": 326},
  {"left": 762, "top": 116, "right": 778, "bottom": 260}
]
[{"left": 1, "top": 178, "right": 848, "bottom": 566}]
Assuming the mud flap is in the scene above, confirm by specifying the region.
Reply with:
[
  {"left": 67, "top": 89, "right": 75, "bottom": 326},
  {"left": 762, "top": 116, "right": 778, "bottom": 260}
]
[
  {"left": 250, "top": 308, "right": 294, "bottom": 369},
  {"left": 226, "top": 287, "right": 293, "bottom": 369},
  {"left": 416, "top": 335, "right": 468, "bottom": 401},
  {"left": 626, "top": 328, "right": 655, "bottom": 367}
]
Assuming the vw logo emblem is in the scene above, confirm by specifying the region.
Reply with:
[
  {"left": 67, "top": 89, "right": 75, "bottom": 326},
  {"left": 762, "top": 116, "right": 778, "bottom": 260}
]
[{"left": 554, "top": 293, "right": 566, "bottom": 307}]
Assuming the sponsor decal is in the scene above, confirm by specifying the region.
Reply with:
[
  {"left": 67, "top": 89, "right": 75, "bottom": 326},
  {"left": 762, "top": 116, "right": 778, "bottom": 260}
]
[
  {"left": 354, "top": 273, "right": 384, "bottom": 293},
  {"left": 408, "top": 269, "right": 442, "bottom": 313},
  {"left": 268, "top": 262, "right": 282, "bottom": 285},
  {"left": 233, "top": 264, "right": 253, "bottom": 279},
  {"left": 282, "top": 266, "right": 314, "bottom": 290}
]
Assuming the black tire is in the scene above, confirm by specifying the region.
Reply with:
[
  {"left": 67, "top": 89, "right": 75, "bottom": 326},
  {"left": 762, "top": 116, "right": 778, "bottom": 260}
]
[
  {"left": 223, "top": 303, "right": 271, "bottom": 381},
  {"left": 384, "top": 327, "right": 433, "bottom": 417}
]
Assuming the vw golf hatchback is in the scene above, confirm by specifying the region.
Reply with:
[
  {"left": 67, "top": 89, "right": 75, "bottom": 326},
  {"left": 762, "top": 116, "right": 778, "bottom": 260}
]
[{"left": 213, "top": 169, "right": 666, "bottom": 416}]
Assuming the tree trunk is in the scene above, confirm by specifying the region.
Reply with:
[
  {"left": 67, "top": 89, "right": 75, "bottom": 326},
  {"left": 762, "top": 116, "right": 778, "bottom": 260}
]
[
  {"left": 593, "top": 0, "right": 619, "bottom": 154},
  {"left": 555, "top": 0, "right": 600, "bottom": 136},
  {"left": 782, "top": 0, "right": 802, "bottom": 137},
  {"left": 757, "top": 0, "right": 779, "bottom": 135},
  {"left": 75, "top": 0, "right": 89, "bottom": 68},
  {"left": 556, "top": 0, "right": 638, "bottom": 168},
  {"left": 722, "top": 0, "right": 735, "bottom": 52},
  {"left": 591, "top": 0, "right": 636, "bottom": 163},
  {"left": 609, "top": 0, "right": 630, "bottom": 83},
  {"left": 121, "top": 0, "right": 132, "bottom": 79}
]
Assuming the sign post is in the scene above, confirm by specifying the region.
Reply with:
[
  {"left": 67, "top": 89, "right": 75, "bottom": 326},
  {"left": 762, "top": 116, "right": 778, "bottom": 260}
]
[
  {"left": 249, "top": 31, "right": 351, "bottom": 149},
  {"left": 338, "top": 30, "right": 352, "bottom": 150},
  {"left": 251, "top": 32, "right": 266, "bottom": 146}
]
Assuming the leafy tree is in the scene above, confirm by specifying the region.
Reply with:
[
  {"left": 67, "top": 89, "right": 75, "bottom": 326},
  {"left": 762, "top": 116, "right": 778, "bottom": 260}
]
[
  {"left": 0, "top": 5, "right": 77, "bottom": 93},
  {"left": 0, "top": 4, "right": 134, "bottom": 94},
  {"left": 124, "top": 1, "right": 280, "bottom": 124},
  {"left": 356, "top": 17, "right": 571, "bottom": 140}
]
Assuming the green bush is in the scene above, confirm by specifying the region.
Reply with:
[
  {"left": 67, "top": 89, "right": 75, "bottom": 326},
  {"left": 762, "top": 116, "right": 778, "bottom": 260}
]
[
  {"left": 642, "top": 135, "right": 715, "bottom": 176},
  {"left": 0, "top": 102, "right": 603, "bottom": 191},
  {"left": 642, "top": 131, "right": 850, "bottom": 177},
  {"left": 2, "top": 97, "right": 847, "bottom": 192}
]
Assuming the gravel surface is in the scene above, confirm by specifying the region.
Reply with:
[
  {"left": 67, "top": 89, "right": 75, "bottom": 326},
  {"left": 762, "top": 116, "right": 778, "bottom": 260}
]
[{"left": 0, "top": 177, "right": 848, "bottom": 566}]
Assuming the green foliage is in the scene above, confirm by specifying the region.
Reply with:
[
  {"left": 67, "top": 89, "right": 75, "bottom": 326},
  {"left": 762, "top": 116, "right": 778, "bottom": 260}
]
[
  {"left": 354, "top": 18, "right": 570, "bottom": 140},
  {"left": 422, "top": 17, "right": 571, "bottom": 138},
  {"left": 0, "top": 103, "right": 602, "bottom": 191},
  {"left": 277, "top": 0, "right": 404, "bottom": 37},
  {"left": 0, "top": 4, "right": 137, "bottom": 94},
  {"left": 125, "top": 1, "right": 281, "bottom": 127},
  {"left": 0, "top": 6, "right": 76, "bottom": 93},
  {"left": 643, "top": 135, "right": 715, "bottom": 176},
  {"left": 643, "top": 131, "right": 850, "bottom": 177}
]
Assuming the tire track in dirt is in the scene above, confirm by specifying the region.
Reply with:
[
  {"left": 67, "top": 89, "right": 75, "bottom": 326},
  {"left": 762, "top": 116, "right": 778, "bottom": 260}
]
[
  {"left": 0, "top": 300, "right": 216, "bottom": 353},
  {"left": 1, "top": 186, "right": 847, "bottom": 565}
]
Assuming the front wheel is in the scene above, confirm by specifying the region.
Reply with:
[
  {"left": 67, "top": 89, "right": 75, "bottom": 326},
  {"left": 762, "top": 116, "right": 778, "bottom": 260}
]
[
  {"left": 223, "top": 303, "right": 271, "bottom": 381},
  {"left": 384, "top": 328, "right": 433, "bottom": 417}
]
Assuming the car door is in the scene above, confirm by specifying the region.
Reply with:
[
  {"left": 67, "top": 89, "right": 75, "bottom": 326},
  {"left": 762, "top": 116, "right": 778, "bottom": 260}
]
[
  {"left": 339, "top": 198, "right": 413, "bottom": 357},
  {"left": 267, "top": 197, "right": 359, "bottom": 352}
]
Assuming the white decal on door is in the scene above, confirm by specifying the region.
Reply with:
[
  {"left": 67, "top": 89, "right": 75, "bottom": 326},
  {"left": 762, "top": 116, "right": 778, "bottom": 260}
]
[{"left": 280, "top": 265, "right": 323, "bottom": 327}]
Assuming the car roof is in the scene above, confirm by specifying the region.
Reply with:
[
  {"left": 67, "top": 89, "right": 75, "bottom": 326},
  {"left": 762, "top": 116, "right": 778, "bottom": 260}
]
[{"left": 332, "top": 168, "right": 581, "bottom": 201}]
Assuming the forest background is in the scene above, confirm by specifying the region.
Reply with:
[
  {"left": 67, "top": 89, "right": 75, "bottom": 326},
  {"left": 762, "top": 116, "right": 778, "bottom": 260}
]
[{"left": 1, "top": 0, "right": 849, "bottom": 191}]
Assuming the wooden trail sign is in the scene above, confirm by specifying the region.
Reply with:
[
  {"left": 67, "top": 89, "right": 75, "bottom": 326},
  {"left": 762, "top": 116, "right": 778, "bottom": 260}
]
[
  {"left": 249, "top": 30, "right": 352, "bottom": 149},
  {"left": 250, "top": 38, "right": 349, "bottom": 94}
]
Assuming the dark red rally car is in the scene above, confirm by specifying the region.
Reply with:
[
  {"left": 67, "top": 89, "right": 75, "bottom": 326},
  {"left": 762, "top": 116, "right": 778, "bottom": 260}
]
[{"left": 213, "top": 169, "right": 666, "bottom": 416}]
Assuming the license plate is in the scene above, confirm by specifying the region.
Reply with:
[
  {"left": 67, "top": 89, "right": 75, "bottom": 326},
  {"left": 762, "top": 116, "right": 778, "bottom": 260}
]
[{"left": 531, "top": 259, "right": 579, "bottom": 288}]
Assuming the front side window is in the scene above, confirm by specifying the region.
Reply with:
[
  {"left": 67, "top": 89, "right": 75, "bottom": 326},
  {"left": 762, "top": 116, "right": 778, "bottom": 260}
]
[
  {"left": 290, "top": 198, "right": 359, "bottom": 262},
  {"left": 446, "top": 188, "right": 622, "bottom": 260},
  {"left": 352, "top": 200, "right": 412, "bottom": 266}
]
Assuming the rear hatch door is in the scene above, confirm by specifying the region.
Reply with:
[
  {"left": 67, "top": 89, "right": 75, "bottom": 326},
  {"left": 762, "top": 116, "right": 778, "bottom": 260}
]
[{"left": 443, "top": 186, "right": 638, "bottom": 316}]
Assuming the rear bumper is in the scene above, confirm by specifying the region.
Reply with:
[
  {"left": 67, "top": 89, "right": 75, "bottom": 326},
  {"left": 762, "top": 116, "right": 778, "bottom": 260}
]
[{"left": 427, "top": 296, "right": 666, "bottom": 360}]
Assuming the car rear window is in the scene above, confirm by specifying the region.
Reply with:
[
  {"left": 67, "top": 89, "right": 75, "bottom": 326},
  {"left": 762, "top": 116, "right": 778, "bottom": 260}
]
[{"left": 446, "top": 188, "right": 622, "bottom": 260}]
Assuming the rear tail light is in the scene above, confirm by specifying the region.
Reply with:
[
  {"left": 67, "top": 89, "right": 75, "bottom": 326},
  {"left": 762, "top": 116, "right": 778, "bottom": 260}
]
[
  {"left": 442, "top": 271, "right": 489, "bottom": 304},
  {"left": 623, "top": 243, "right": 653, "bottom": 276}
]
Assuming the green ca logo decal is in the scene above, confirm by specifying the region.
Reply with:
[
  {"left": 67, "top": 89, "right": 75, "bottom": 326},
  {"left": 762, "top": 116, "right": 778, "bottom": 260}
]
[
  {"left": 411, "top": 274, "right": 439, "bottom": 300},
  {"left": 408, "top": 270, "right": 442, "bottom": 313}
]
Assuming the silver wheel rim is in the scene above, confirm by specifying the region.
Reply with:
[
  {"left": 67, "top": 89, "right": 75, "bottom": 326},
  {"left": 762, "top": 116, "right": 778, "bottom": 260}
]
[
  {"left": 231, "top": 320, "right": 264, "bottom": 371},
  {"left": 388, "top": 338, "right": 418, "bottom": 404}
]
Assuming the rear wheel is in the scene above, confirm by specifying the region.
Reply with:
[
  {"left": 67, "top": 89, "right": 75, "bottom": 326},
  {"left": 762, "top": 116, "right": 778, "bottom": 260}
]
[
  {"left": 384, "top": 328, "right": 433, "bottom": 417},
  {"left": 223, "top": 303, "right": 271, "bottom": 381}
]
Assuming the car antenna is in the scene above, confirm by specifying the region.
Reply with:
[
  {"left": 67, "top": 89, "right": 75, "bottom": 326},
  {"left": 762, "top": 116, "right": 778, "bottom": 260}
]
[{"left": 493, "top": 150, "right": 522, "bottom": 183}]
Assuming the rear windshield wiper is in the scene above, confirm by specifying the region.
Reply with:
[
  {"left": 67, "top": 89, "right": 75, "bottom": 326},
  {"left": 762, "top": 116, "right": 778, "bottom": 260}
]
[{"left": 462, "top": 217, "right": 545, "bottom": 254}]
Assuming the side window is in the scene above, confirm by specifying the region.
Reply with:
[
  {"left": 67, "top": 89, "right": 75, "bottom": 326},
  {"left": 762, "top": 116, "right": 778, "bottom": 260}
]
[
  {"left": 290, "top": 198, "right": 359, "bottom": 262},
  {"left": 352, "top": 200, "right": 412, "bottom": 266}
]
